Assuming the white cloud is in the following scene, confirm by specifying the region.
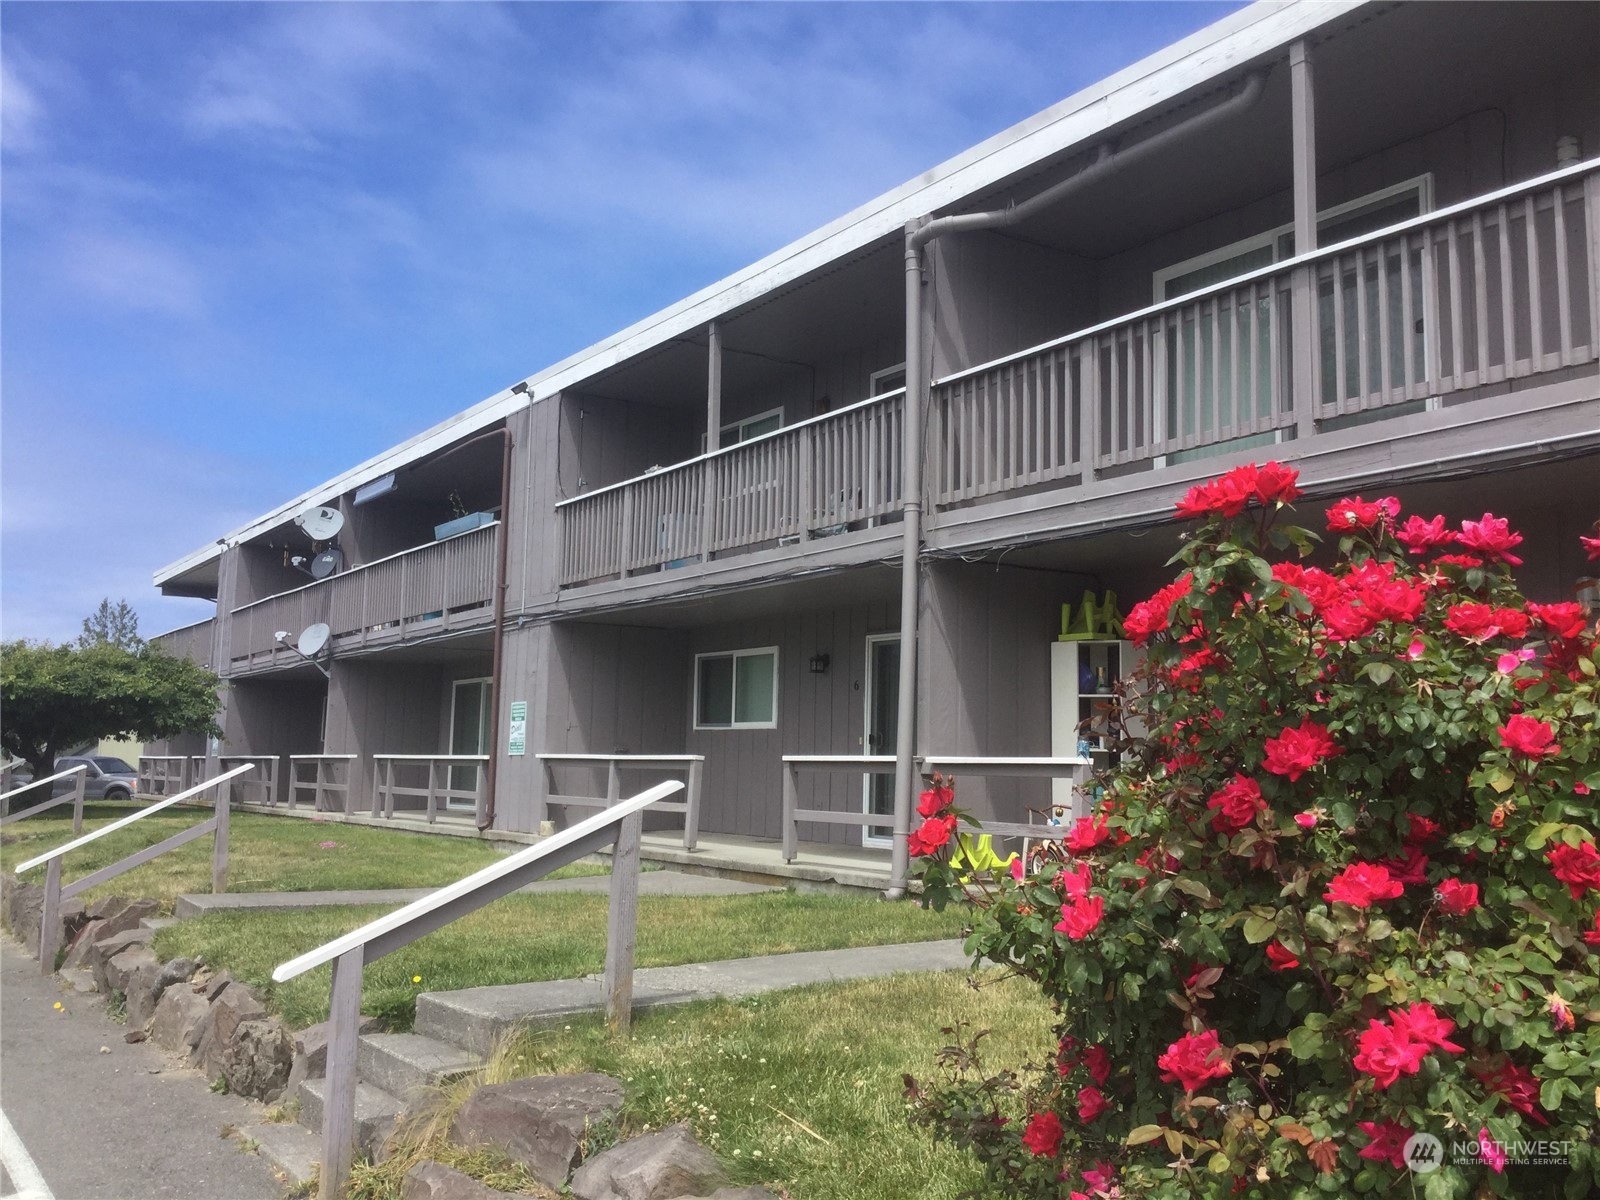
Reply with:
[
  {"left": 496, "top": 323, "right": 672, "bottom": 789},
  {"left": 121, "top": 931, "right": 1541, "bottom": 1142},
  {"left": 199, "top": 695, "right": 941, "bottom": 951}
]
[
  {"left": 55, "top": 228, "right": 207, "bottom": 316},
  {"left": 2, "top": 52, "right": 45, "bottom": 152}
]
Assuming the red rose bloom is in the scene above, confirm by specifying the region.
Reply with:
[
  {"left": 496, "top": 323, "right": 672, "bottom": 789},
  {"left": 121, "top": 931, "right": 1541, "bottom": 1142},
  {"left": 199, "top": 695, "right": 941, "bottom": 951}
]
[
  {"left": 1380, "top": 845, "right": 1430, "bottom": 886},
  {"left": 1059, "top": 862, "right": 1092, "bottom": 897},
  {"left": 1584, "top": 910, "right": 1600, "bottom": 948},
  {"left": 1499, "top": 714, "right": 1559, "bottom": 760},
  {"left": 1435, "top": 879, "right": 1479, "bottom": 915},
  {"left": 916, "top": 785, "right": 953, "bottom": 818},
  {"left": 1395, "top": 514, "right": 1455, "bottom": 554},
  {"left": 1357, "top": 1120, "right": 1414, "bottom": 1170},
  {"left": 1157, "top": 1029, "right": 1231, "bottom": 1093},
  {"left": 1457, "top": 513, "right": 1524, "bottom": 565},
  {"left": 1083, "top": 1045, "right": 1111, "bottom": 1086},
  {"left": 1547, "top": 841, "right": 1600, "bottom": 899},
  {"left": 1265, "top": 940, "right": 1299, "bottom": 970},
  {"left": 1076, "top": 1085, "right": 1109, "bottom": 1123},
  {"left": 1527, "top": 601, "right": 1589, "bottom": 640},
  {"left": 907, "top": 813, "right": 957, "bottom": 856},
  {"left": 1055, "top": 894, "right": 1104, "bottom": 940},
  {"left": 1444, "top": 602, "right": 1528, "bottom": 642},
  {"left": 1582, "top": 533, "right": 1600, "bottom": 562},
  {"left": 1262, "top": 717, "right": 1341, "bottom": 781},
  {"left": 1206, "top": 774, "right": 1266, "bottom": 833},
  {"left": 1064, "top": 815, "right": 1111, "bottom": 854},
  {"left": 1474, "top": 1060, "right": 1548, "bottom": 1126},
  {"left": 1324, "top": 862, "right": 1405, "bottom": 907},
  {"left": 1353, "top": 1018, "right": 1430, "bottom": 1088},
  {"left": 1392, "top": 1001, "right": 1464, "bottom": 1054},
  {"left": 1254, "top": 461, "right": 1300, "bottom": 503},
  {"left": 1123, "top": 575, "right": 1194, "bottom": 646},
  {"left": 1402, "top": 814, "right": 1442, "bottom": 846},
  {"left": 1021, "top": 1110, "right": 1062, "bottom": 1157},
  {"left": 1326, "top": 495, "right": 1399, "bottom": 532}
]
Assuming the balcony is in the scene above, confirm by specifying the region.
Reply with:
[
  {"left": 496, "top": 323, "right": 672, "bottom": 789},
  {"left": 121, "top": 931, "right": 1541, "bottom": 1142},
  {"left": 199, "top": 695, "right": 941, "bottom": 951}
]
[
  {"left": 227, "top": 522, "right": 498, "bottom": 671},
  {"left": 558, "top": 392, "right": 903, "bottom": 586},
  {"left": 150, "top": 618, "right": 215, "bottom": 668},
  {"left": 559, "top": 163, "right": 1596, "bottom": 590}
]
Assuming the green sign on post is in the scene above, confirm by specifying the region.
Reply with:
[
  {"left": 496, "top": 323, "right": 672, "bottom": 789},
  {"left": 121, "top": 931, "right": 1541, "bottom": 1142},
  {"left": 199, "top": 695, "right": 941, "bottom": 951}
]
[{"left": 508, "top": 701, "right": 527, "bottom": 757}]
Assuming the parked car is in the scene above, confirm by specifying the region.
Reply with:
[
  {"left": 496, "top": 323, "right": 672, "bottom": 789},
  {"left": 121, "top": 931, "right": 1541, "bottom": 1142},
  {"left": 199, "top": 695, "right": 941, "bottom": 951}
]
[{"left": 52, "top": 756, "right": 139, "bottom": 802}]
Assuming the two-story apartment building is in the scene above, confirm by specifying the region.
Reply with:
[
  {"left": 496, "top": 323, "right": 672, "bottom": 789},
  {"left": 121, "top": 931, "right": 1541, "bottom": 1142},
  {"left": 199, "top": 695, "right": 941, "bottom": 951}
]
[{"left": 147, "top": 0, "right": 1600, "bottom": 894}]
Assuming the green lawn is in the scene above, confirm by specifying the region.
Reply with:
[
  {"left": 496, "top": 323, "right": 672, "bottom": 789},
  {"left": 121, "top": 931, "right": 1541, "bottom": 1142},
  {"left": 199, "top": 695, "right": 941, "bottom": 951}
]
[
  {"left": 152, "top": 891, "right": 971, "bottom": 1029},
  {"left": 353, "top": 969, "right": 1051, "bottom": 1200},
  {"left": 1, "top": 802, "right": 589, "bottom": 908}
]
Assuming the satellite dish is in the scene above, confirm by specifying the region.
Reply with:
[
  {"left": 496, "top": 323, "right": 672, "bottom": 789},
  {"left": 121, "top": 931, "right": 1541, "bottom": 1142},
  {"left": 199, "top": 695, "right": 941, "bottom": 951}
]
[
  {"left": 297, "top": 623, "right": 331, "bottom": 658},
  {"left": 295, "top": 505, "right": 345, "bottom": 542},
  {"left": 309, "top": 548, "right": 345, "bottom": 579}
]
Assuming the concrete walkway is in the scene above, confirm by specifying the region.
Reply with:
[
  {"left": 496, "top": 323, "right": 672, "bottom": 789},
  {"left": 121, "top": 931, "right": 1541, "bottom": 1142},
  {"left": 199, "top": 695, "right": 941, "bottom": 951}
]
[
  {"left": 0, "top": 938, "right": 280, "bottom": 1200},
  {"left": 416, "top": 938, "right": 971, "bottom": 1054},
  {"left": 174, "top": 868, "right": 776, "bottom": 917}
]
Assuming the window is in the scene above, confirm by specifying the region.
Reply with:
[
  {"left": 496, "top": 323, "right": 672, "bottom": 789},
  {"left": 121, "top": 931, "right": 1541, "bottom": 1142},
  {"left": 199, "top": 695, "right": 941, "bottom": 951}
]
[
  {"left": 715, "top": 408, "right": 783, "bottom": 449},
  {"left": 869, "top": 363, "right": 906, "bottom": 395},
  {"left": 694, "top": 648, "right": 778, "bottom": 729}
]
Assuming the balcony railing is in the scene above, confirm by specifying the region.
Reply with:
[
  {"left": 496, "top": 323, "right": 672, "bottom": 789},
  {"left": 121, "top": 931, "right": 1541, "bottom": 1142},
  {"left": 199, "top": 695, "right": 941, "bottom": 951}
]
[
  {"left": 228, "top": 523, "right": 498, "bottom": 667},
  {"left": 558, "top": 391, "right": 903, "bottom": 586},
  {"left": 557, "top": 163, "right": 1594, "bottom": 591},
  {"left": 934, "top": 161, "right": 1596, "bottom": 491},
  {"left": 151, "top": 618, "right": 215, "bottom": 668}
]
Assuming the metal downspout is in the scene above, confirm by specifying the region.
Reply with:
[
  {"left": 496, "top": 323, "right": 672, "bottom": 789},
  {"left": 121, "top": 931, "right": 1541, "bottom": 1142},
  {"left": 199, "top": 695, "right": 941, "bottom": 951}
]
[{"left": 884, "top": 69, "right": 1267, "bottom": 898}]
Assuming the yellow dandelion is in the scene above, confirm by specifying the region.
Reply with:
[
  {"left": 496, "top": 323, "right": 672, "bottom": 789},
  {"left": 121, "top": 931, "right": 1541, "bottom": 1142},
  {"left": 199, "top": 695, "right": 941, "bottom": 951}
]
[
  {"left": 53, "top": 1002, "right": 63, "bottom": 1011},
  {"left": 412, "top": 975, "right": 422, "bottom": 984}
]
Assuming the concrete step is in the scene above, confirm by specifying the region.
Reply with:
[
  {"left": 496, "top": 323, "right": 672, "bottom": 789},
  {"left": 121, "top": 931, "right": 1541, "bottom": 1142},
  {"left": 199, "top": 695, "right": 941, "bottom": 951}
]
[
  {"left": 241, "top": 1121, "right": 320, "bottom": 1187},
  {"left": 356, "top": 1031, "right": 479, "bottom": 1103},
  {"left": 297, "top": 1076, "right": 406, "bottom": 1156},
  {"left": 138, "top": 916, "right": 179, "bottom": 934}
]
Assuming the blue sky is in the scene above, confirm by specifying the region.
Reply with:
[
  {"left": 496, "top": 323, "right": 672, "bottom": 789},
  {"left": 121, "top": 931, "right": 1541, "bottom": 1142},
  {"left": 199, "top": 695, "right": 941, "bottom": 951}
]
[{"left": 2, "top": 1, "right": 1242, "bottom": 643}]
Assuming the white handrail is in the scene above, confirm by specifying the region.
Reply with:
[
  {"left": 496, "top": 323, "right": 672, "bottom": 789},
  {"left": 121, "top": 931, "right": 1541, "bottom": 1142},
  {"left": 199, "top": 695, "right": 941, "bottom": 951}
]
[
  {"left": 273, "top": 778, "right": 684, "bottom": 983},
  {"left": 14, "top": 763, "right": 254, "bottom": 874},
  {"left": 0, "top": 764, "right": 87, "bottom": 803}
]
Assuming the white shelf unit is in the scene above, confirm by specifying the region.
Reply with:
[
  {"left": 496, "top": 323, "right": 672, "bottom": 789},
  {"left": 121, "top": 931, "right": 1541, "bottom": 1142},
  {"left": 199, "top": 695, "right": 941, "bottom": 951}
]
[{"left": 1050, "top": 639, "right": 1136, "bottom": 817}]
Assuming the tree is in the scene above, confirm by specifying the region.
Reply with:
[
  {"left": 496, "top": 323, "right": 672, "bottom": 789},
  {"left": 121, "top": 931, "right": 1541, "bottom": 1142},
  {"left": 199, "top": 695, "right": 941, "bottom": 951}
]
[
  {"left": 78, "top": 598, "right": 143, "bottom": 651},
  {"left": 908, "top": 463, "right": 1599, "bottom": 1199},
  {"left": 0, "top": 640, "right": 220, "bottom": 789}
]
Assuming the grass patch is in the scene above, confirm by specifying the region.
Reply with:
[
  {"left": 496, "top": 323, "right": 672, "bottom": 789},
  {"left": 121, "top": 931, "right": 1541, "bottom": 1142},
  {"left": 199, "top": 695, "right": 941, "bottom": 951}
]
[
  {"left": 152, "top": 891, "right": 969, "bottom": 1029},
  {"left": 356, "top": 969, "right": 1049, "bottom": 1200},
  {"left": 1, "top": 803, "right": 598, "bottom": 908}
]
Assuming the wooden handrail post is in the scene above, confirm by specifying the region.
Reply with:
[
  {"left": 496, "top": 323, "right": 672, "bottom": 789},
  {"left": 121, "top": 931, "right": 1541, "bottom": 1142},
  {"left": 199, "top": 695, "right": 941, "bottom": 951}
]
[
  {"left": 319, "top": 944, "right": 365, "bottom": 1200},
  {"left": 604, "top": 811, "right": 641, "bottom": 1035},
  {"left": 39, "top": 858, "right": 62, "bottom": 973},
  {"left": 426, "top": 761, "right": 439, "bottom": 824},
  {"left": 683, "top": 758, "right": 703, "bottom": 851},
  {"left": 781, "top": 763, "right": 799, "bottom": 863},
  {"left": 70, "top": 769, "right": 86, "bottom": 836},
  {"left": 606, "top": 761, "right": 620, "bottom": 808},
  {"left": 212, "top": 774, "right": 232, "bottom": 894},
  {"left": 533, "top": 759, "right": 550, "bottom": 833}
]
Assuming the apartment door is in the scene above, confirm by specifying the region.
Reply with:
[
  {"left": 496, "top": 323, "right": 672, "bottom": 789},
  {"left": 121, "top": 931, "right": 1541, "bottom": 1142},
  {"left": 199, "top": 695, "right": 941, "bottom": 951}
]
[
  {"left": 448, "top": 678, "right": 491, "bottom": 810},
  {"left": 862, "top": 635, "right": 899, "bottom": 846}
]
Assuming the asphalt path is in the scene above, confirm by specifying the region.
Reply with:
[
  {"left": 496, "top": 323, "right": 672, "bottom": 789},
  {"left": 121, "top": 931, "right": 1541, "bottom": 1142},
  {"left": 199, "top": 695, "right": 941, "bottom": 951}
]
[{"left": 0, "top": 937, "right": 280, "bottom": 1200}]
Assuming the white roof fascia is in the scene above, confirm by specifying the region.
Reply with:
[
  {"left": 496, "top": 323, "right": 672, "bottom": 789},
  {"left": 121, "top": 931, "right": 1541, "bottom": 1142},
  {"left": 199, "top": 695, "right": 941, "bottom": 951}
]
[{"left": 155, "top": 0, "right": 1356, "bottom": 587}]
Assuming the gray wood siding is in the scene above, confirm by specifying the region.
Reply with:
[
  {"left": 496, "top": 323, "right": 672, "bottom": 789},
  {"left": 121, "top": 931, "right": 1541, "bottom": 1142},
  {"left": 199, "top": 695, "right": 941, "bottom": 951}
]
[
  {"left": 683, "top": 600, "right": 898, "bottom": 845},
  {"left": 493, "top": 622, "right": 553, "bottom": 833},
  {"left": 927, "top": 232, "right": 1096, "bottom": 378},
  {"left": 324, "top": 660, "right": 448, "bottom": 811},
  {"left": 222, "top": 677, "right": 327, "bottom": 804}
]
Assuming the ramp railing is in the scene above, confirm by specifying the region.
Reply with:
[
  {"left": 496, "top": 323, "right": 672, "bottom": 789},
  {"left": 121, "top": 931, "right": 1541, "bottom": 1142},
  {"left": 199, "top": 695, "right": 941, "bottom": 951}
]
[
  {"left": 272, "top": 779, "right": 683, "bottom": 1200},
  {"left": 0, "top": 765, "right": 89, "bottom": 834},
  {"left": 13, "top": 763, "right": 255, "bottom": 974}
]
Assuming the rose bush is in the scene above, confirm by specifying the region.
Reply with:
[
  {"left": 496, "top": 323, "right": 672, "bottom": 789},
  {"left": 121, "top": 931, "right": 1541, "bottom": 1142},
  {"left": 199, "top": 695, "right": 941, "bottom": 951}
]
[{"left": 906, "top": 464, "right": 1600, "bottom": 1199}]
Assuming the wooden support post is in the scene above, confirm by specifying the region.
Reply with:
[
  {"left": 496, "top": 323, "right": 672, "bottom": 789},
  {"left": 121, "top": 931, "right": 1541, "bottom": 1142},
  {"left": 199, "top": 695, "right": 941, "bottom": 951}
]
[
  {"left": 683, "top": 759, "right": 703, "bottom": 851},
  {"left": 39, "top": 857, "right": 62, "bottom": 973},
  {"left": 426, "top": 762, "right": 438, "bottom": 824},
  {"left": 319, "top": 945, "right": 365, "bottom": 1200},
  {"left": 70, "top": 769, "right": 86, "bottom": 836},
  {"left": 781, "top": 763, "right": 799, "bottom": 863},
  {"left": 604, "top": 812, "right": 641, "bottom": 1036},
  {"left": 533, "top": 759, "right": 549, "bottom": 834},
  {"left": 1290, "top": 39, "right": 1320, "bottom": 440},
  {"left": 706, "top": 320, "right": 723, "bottom": 453},
  {"left": 605, "top": 761, "right": 621, "bottom": 808},
  {"left": 212, "top": 775, "right": 231, "bottom": 895}
]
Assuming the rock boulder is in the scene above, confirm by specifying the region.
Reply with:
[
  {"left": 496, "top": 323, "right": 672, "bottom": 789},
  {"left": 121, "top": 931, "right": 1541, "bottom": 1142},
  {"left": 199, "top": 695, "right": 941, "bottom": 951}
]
[
  {"left": 221, "top": 1018, "right": 294, "bottom": 1102},
  {"left": 568, "top": 1123, "right": 726, "bottom": 1200},
  {"left": 149, "top": 985, "right": 212, "bottom": 1057},
  {"left": 402, "top": 1161, "right": 518, "bottom": 1200},
  {"left": 196, "top": 982, "right": 266, "bottom": 1077},
  {"left": 451, "top": 1073, "right": 624, "bottom": 1190}
]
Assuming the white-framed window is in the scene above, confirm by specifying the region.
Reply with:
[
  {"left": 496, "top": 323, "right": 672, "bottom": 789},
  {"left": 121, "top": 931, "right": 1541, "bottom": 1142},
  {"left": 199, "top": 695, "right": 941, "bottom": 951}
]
[
  {"left": 694, "top": 647, "right": 779, "bottom": 729},
  {"left": 1153, "top": 175, "right": 1434, "bottom": 301},
  {"left": 869, "top": 363, "right": 906, "bottom": 395},
  {"left": 706, "top": 407, "right": 783, "bottom": 452}
]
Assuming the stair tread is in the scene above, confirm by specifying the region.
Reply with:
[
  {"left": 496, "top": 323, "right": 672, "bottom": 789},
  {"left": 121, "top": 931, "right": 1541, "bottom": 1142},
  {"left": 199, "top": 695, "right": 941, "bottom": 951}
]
[{"left": 239, "top": 1122, "right": 320, "bottom": 1186}]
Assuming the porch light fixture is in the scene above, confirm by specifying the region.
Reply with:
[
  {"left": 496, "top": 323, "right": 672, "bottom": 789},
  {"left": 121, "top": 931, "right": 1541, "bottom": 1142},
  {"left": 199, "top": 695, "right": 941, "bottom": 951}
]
[
  {"left": 353, "top": 472, "right": 397, "bottom": 505},
  {"left": 808, "top": 653, "right": 830, "bottom": 675}
]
